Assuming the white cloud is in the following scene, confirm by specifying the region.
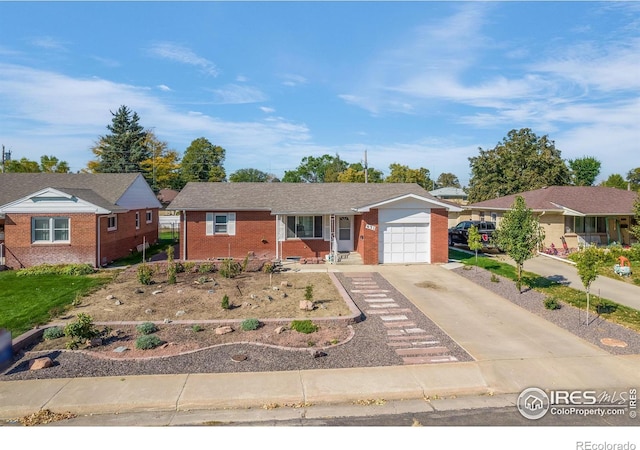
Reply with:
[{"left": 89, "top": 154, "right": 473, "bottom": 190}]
[
  {"left": 30, "top": 36, "right": 68, "bottom": 51},
  {"left": 147, "top": 42, "right": 219, "bottom": 77},
  {"left": 157, "top": 84, "right": 172, "bottom": 92},
  {"left": 211, "top": 84, "right": 267, "bottom": 104},
  {"left": 260, "top": 106, "right": 275, "bottom": 113},
  {"left": 280, "top": 73, "right": 308, "bottom": 87}
]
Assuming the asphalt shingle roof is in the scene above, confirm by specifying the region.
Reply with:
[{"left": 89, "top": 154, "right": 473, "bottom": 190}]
[
  {"left": 468, "top": 186, "right": 639, "bottom": 215},
  {"left": 0, "top": 173, "right": 142, "bottom": 211},
  {"left": 168, "top": 182, "right": 440, "bottom": 215}
]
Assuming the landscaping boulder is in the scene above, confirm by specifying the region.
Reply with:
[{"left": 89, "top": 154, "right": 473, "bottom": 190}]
[
  {"left": 29, "top": 357, "right": 53, "bottom": 371},
  {"left": 215, "top": 326, "right": 233, "bottom": 335},
  {"left": 299, "top": 300, "right": 315, "bottom": 311},
  {"left": 274, "top": 326, "right": 287, "bottom": 334}
]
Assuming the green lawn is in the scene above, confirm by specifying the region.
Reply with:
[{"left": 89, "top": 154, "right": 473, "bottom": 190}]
[
  {"left": 108, "top": 235, "right": 177, "bottom": 267},
  {"left": 449, "top": 249, "right": 640, "bottom": 333},
  {"left": 0, "top": 270, "right": 114, "bottom": 338}
]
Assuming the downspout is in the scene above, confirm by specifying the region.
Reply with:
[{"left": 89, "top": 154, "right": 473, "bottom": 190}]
[{"left": 182, "top": 210, "right": 187, "bottom": 261}]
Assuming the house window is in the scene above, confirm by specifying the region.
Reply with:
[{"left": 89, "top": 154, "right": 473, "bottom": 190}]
[
  {"left": 146, "top": 210, "right": 153, "bottom": 224},
  {"left": 135, "top": 212, "right": 140, "bottom": 230},
  {"left": 571, "top": 216, "right": 607, "bottom": 234},
  {"left": 32, "top": 217, "right": 70, "bottom": 243},
  {"left": 206, "top": 212, "right": 236, "bottom": 236},
  {"left": 490, "top": 213, "right": 497, "bottom": 223},
  {"left": 107, "top": 215, "right": 117, "bottom": 231},
  {"left": 286, "top": 216, "right": 323, "bottom": 239}
]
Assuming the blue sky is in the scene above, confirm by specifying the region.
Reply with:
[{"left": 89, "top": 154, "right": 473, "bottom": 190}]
[{"left": 1, "top": 1, "right": 639, "bottom": 187}]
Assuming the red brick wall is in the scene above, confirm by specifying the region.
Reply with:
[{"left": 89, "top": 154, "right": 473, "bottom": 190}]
[
  {"left": 98, "top": 209, "right": 159, "bottom": 266},
  {"left": 430, "top": 208, "right": 449, "bottom": 263},
  {"left": 3, "top": 209, "right": 159, "bottom": 269},
  {"left": 4, "top": 213, "right": 96, "bottom": 268},
  {"left": 183, "top": 211, "right": 277, "bottom": 261},
  {"left": 354, "top": 210, "right": 379, "bottom": 265},
  {"left": 281, "top": 238, "right": 330, "bottom": 260}
]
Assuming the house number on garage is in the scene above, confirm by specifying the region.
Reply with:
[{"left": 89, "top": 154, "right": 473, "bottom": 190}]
[{"left": 365, "top": 224, "right": 376, "bottom": 231}]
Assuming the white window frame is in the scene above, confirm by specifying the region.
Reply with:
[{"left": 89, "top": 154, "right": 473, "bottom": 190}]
[
  {"left": 206, "top": 212, "right": 236, "bottom": 236},
  {"left": 32, "top": 217, "right": 70, "bottom": 243},
  {"left": 107, "top": 215, "right": 117, "bottom": 231},
  {"left": 286, "top": 215, "right": 324, "bottom": 239},
  {"left": 146, "top": 210, "right": 153, "bottom": 224},
  {"left": 135, "top": 211, "right": 140, "bottom": 230}
]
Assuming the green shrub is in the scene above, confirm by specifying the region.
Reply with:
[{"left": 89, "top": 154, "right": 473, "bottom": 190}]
[
  {"left": 64, "top": 313, "right": 99, "bottom": 349},
  {"left": 544, "top": 298, "right": 561, "bottom": 310},
  {"left": 198, "top": 262, "right": 214, "bottom": 273},
  {"left": 136, "top": 322, "right": 158, "bottom": 335},
  {"left": 304, "top": 284, "right": 314, "bottom": 301},
  {"left": 166, "top": 245, "right": 177, "bottom": 284},
  {"left": 241, "top": 318, "right": 260, "bottom": 331},
  {"left": 219, "top": 258, "right": 241, "bottom": 279},
  {"left": 595, "top": 299, "right": 617, "bottom": 314},
  {"left": 221, "top": 294, "right": 230, "bottom": 310},
  {"left": 262, "top": 262, "right": 274, "bottom": 274},
  {"left": 137, "top": 263, "right": 154, "bottom": 285},
  {"left": 241, "top": 254, "right": 250, "bottom": 273},
  {"left": 182, "top": 262, "right": 196, "bottom": 273},
  {"left": 490, "top": 273, "right": 500, "bottom": 283},
  {"left": 43, "top": 326, "right": 64, "bottom": 340},
  {"left": 191, "top": 324, "right": 204, "bottom": 333},
  {"left": 135, "top": 334, "right": 164, "bottom": 350},
  {"left": 290, "top": 319, "right": 318, "bottom": 334},
  {"left": 17, "top": 263, "right": 94, "bottom": 277}
]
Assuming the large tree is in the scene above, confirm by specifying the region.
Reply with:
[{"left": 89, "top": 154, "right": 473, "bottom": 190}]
[
  {"left": 385, "top": 163, "right": 433, "bottom": 190},
  {"left": 139, "top": 132, "right": 181, "bottom": 191},
  {"left": 493, "top": 195, "right": 545, "bottom": 293},
  {"left": 631, "top": 194, "right": 640, "bottom": 241},
  {"left": 282, "top": 154, "right": 348, "bottom": 183},
  {"left": 436, "top": 172, "right": 461, "bottom": 188},
  {"left": 180, "top": 137, "right": 226, "bottom": 183},
  {"left": 90, "top": 105, "right": 149, "bottom": 174},
  {"left": 229, "top": 168, "right": 279, "bottom": 182},
  {"left": 467, "top": 128, "right": 571, "bottom": 203},
  {"left": 569, "top": 156, "right": 601, "bottom": 186},
  {"left": 5, "top": 157, "right": 41, "bottom": 173},
  {"left": 627, "top": 167, "right": 640, "bottom": 191},
  {"left": 39, "top": 155, "right": 70, "bottom": 173},
  {"left": 337, "top": 162, "right": 384, "bottom": 183},
  {"left": 600, "top": 173, "right": 627, "bottom": 190}
]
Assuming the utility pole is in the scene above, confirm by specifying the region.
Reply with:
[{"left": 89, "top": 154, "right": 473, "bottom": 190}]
[{"left": 364, "top": 149, "right": 368, "bottom": 183}]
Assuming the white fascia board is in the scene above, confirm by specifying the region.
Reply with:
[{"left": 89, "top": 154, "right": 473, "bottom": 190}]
[
  {"left": 550, "top": 203, "right": 584, "bottom": 217},
  {"left": 0, "top": 187, "right": 111, "bottom": 214},
  {"left": 356, "top": 193, "right": 462, "bottom": 212}
]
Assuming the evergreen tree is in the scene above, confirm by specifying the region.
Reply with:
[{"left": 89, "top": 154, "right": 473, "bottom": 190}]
[{"left": 91, "top": 105, "right": 149, "bottom": 174}]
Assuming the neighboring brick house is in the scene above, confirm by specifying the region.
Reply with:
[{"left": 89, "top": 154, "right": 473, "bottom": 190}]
[
  {"left": 0, "top": 173, "right": 161, "bottom": 268},
  {"left": 463, "top": 186, "right": 639, "bottom": 250},
  {"left": 167, "top": 182, "right": 462, "bottom": 265}
]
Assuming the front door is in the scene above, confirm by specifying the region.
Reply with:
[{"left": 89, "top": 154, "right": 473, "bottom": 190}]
[{"left": 337, "top": 216, "right": 353, "bottom": 252}]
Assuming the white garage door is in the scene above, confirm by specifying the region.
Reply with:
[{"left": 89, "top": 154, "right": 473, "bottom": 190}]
[{"left": 380, "top": 224, "right": 429, "bottom": 263}]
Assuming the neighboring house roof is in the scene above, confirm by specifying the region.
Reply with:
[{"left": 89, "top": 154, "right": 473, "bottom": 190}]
[
  {"left": 168, "top": 182, "right": 460, "bottom": 215},
  {"left": 157, "top": 188, "right": 179, "bottom": 204},
  {"left": 430, "top": 187, "right": 468, "bottom": 199},
  {"left": 0, "top": 173, "right": 161, "bottom": 213},
  {"left": 467, "top": 186, "right": 639, "bottom": 215}
]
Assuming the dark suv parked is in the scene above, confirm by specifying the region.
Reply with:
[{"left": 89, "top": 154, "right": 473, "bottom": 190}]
[{"left": 448, "top": 221, "right": 497, "bottom": 247}]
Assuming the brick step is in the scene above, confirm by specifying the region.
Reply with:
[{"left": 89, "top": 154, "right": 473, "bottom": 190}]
[
  {"left": 387, "top": 341, "right": 440, "bottom": 348},
  {"left": 388, "top": 335, "right": 436, "bottom": 341}
]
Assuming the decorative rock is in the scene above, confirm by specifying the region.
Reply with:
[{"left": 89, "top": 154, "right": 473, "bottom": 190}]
[
  {"left": 281, "top": 292, "right": 288, "bottom": 298},
  {"left": 274, "top": 326, "right": 287, "bottom": 334},
  {"left": 109, "top": 329, "right": 123, "bottom": 338},
  {"left": 280, "top": 281, "right": 291, "bottom": 288},
  {"left": 242, "top": 302, "right": 251, "bottom": 308},
  {"left": 250, "top": 294, "right": 258, "bottom": 300},
  {"left": 299, "top": 300, "right": 315, "bottom": 311},
  {"left": 601, "top": 338, "right": 628, "bottom": 348},
  {"left": 114, "top": 300, "right": 122, "bottom": 306},
  {"left": 87, "top": 337, "right": 103, "bottom": 348},
  {"left": 113, "top": 346, "right": 129, "bottom": 353},
  {"left": 272, "top": 286, "right": 279, "bottom": 291},
  {"left": 163, "top": 318, "right": 171, "bottom": 324},
  {"left": 266, "top": 295, "right": 274, "bottom": 301},
  {"left": 177, "top": 290, "right": 183, "bottom": 294},
  {"left": 134, "top": 288, "right": 144, "bottom": 294},
  {"left": 29, "top": 357, "right": 54, "bottom": 370},
  {"left": 106, "top": 294, "right": 116, "bottom": 300},
  {"left": 231, "top": 354, "right": 247, "bottom": 362},
  {"left": 312, "top": 350, "right": 327, "bottom": 358},
  {"left": 152, "top": 290, "right": 163, "bottom": 295},
  {"left": 215, "top": 326, "right": 233, "bottom": 335},
  {"left": 145, "top": 308, "right": 154, "bottom": 314},
  {"left": 175, "top": 310, "right": 186, "bottom": 317},
  {"left": 251, "top": 305, "right": 260, "bottom": 310}
]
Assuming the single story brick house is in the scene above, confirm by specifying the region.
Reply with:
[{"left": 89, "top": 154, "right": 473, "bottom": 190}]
[
  {"left": 463, "top": 186, "right": 639, "bottom": 250},
  {"left": 167, "top": 182, "right": 461, "bottom": 265},
  {"left": 0, "top": 173, "right": 161, "bottom": 268}
]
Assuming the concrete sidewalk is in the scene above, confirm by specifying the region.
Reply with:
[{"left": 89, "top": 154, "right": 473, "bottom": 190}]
[{"left": 2, "top": 263, "right": 640, "bottom": 423}]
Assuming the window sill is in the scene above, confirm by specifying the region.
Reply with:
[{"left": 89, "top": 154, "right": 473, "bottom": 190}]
[{"left": 32, "top": 242, "right": 71, "bottom": 246}]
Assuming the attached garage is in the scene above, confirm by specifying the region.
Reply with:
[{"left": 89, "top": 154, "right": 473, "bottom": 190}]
[
  {"left": 380, "top": 223, "right": 429, "bottom": 263},
  {"left": 377, "top": 199, "right": 432, "bottom": 264}
]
